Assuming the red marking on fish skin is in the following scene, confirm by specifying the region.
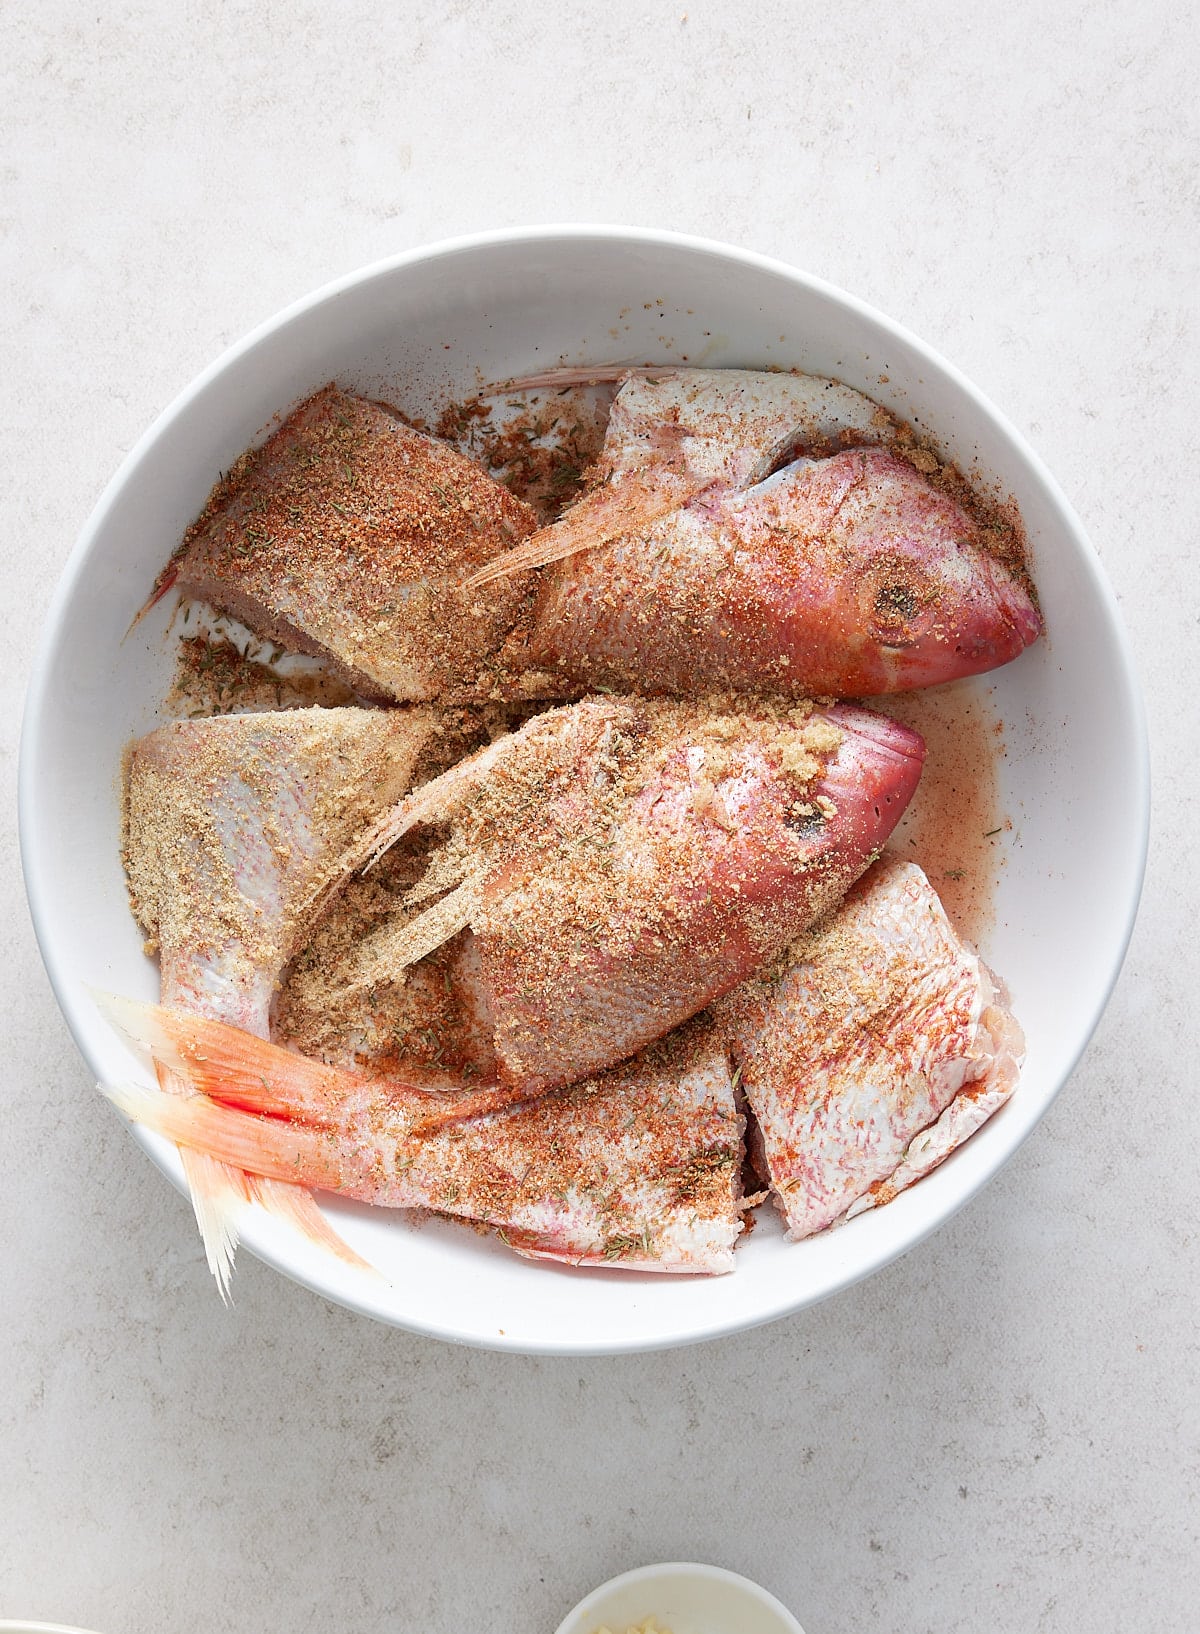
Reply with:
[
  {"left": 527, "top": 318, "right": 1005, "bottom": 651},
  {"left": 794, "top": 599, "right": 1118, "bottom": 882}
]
[
  {"left": 507, "top": 1236, "right": 713, "bottom": 1274},
  {"left": 723, "top": 856, "right": 1021, "bottom": 1239}
]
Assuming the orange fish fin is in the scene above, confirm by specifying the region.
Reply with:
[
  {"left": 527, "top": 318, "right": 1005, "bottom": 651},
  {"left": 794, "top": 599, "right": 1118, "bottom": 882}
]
[
  {"left": 177, "top": 1145, "right": 251, "bottom": 1302},
  {"left": 96, "top": 991, "right": 348, "bottom": 1123},
  {"left": 250, "top": 1177, "right": 381, "bottom": 1276},
  {"left": 102, "top": 1078, "right": 349, "bottom": 1190},
  {"left": 97, "top": 990, "right": 507, "bottom": 1134}
]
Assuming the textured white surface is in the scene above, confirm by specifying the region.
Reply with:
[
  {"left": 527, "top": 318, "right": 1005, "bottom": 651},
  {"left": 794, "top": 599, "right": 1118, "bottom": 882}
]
[{"left": 1, "top": 3, "right": 1194, "bottom": 1631}]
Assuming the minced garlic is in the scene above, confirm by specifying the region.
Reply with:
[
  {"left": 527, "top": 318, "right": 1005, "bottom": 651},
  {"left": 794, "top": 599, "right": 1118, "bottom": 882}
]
[{"left": 593, "top": 1619, "right": 672, "bottom": 1634}]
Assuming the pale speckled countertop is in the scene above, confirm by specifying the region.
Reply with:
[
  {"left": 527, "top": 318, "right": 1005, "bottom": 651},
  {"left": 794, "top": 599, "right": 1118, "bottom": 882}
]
[{"left": 1, "top": 4, "right": 1196, "bottom": 1631}]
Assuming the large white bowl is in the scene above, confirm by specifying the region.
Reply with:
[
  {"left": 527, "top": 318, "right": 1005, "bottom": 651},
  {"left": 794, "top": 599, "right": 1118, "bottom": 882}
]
[
  {"left": 20, "top": 226, "right": 1148, "bottom": 1353},
  {"left": 0, "top": 1624, "right": 105, "bottom": 1634}
]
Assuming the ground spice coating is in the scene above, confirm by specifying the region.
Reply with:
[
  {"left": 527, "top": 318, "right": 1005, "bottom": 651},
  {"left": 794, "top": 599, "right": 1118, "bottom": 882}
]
[
  {"left": 167, "top": 635, "right": 360, "bottom": 716},
  {"left": 117, "top": 364, "right": 1026, "bottom": 1279},
  {"left": 169, "top": 384, "right": 540, "bottom": 702},
  {"left": 430, "top": 385, "right": 610, "bottom": 524},
  {"left": 121, "top": 705, "right": 488, "bottom": 1024},
  {"left": 270, "top": 692, "right": 922, "bottom": 1107}
]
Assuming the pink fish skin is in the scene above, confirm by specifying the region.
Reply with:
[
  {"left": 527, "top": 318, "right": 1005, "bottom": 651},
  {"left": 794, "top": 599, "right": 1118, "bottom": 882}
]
[
  {"left": 528, "top": 447, "right": 1041, "bottom": 697},
  {"left": 100, "top": 1008, "right": 747, "bottom": 1274},
  {"left": 345, "top": 695, "right": 926, "bottom": 1098},
  {"left": 720, "top": 856, "right": 1024, "bottom": 1238}
]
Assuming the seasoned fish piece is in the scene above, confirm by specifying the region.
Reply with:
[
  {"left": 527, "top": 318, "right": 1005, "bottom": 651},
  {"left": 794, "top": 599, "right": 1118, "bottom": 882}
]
[
  {"left": 528, "top": 445, "right": 1041, "bottom": 697},
  {"left": 125, "top": 706, "right": 447, "bottom": 1028},
  {"left": 162, "top": 385, "right": 537, "bottom": 702},
  {"left": 332, "top": 693, "right": 926, "bottom": 1097},
  {"left": 721, "top": 856, "right": 1023, "bottom": 1238},
  {"left": 123, "top": 705, "right": 451, "bottom": 1288},
  {"left": 468, "top": 366, "right": 1040, "bottom": 695},
  {"left": 470, "top": 366, "right": 888, "bottom": 581},
  {"left": 277, "top": 916, "right": 505, "bottom": 1095},
  {"left": 101, "top": 1009, "right": 746, "bottom": 1274},
  {"left": 107, "top": 695, "right": 923, "bottom": 1288}
]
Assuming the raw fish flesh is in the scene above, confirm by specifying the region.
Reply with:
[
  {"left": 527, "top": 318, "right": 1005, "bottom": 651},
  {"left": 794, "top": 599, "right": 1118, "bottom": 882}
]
[
  {"left": 161, "top": 386, "right": 537, "bottom": 702},
  {"left": 719, "top": 856, "right": 1023, "bottom": 1237}
]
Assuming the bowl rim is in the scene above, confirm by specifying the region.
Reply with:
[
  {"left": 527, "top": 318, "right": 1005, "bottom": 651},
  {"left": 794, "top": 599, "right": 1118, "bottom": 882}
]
[
  {"left": 0, "top": 1623, "right": 107, "bottom": 1633},
  {"left": 552, "top": 1560, "right": 807, "bottom": 1634},
  {"left": 19, "top": 223, "right": 1151, "bottom": 1352}
]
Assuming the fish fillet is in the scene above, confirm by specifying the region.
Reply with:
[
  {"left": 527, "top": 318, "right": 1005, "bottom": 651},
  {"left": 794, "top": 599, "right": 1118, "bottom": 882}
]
[
  {"left": 721, "top": 856, "right": 1023, "bottom": 1237},
  {"left": 167, "top": 385, "right": 538, "bottom": 701}
]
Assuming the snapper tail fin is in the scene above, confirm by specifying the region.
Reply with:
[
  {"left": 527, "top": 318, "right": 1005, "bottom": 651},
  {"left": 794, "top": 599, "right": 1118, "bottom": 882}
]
[
  {"left": 95, "top": 990, "right": 517, "bottom": 1136},
  {"left": 178, "top": 1139, "right": 250, "bottom": 1303},
  {"left": 101, "top": 1077, "right": 349, "bottom": 1188},
  {"left": 159, "top": 1060, "right": 377, "bottom": 1290},
  {"left": 94, "top": 990, "right": 352, "bottom": 1123},
  {"left": 249, "top": 1178, "right": 379, "bottom": 1275},
  {"left": 96, "top": 992, "right": 383, "bottom": 1287}
]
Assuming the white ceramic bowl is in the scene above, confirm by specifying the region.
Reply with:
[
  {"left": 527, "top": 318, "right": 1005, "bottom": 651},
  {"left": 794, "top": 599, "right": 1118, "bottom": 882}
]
[
  {"left": 0, "top": 1623, "right": 105, "bottom": 1633},
  {"left": 554, "top": 1563, "right": 805, "bottom": 1634},
  {"left": 20, "top": 226, "right": 1148, "bottom": 1352}
]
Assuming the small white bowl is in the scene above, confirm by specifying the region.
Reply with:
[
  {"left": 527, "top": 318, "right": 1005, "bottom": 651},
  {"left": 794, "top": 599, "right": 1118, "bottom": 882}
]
[
  {"left": 20, "top": 226, "right": 1148, "bottom": 1351},
  {"left": 554, "top": 1563, "right": 805, "bottom": 1634}
]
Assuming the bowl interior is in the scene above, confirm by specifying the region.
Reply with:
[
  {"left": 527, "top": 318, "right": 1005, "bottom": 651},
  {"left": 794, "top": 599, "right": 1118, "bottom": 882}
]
[{"left": 20, "top": 228, "right": 1147, "bottom": 1352}]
